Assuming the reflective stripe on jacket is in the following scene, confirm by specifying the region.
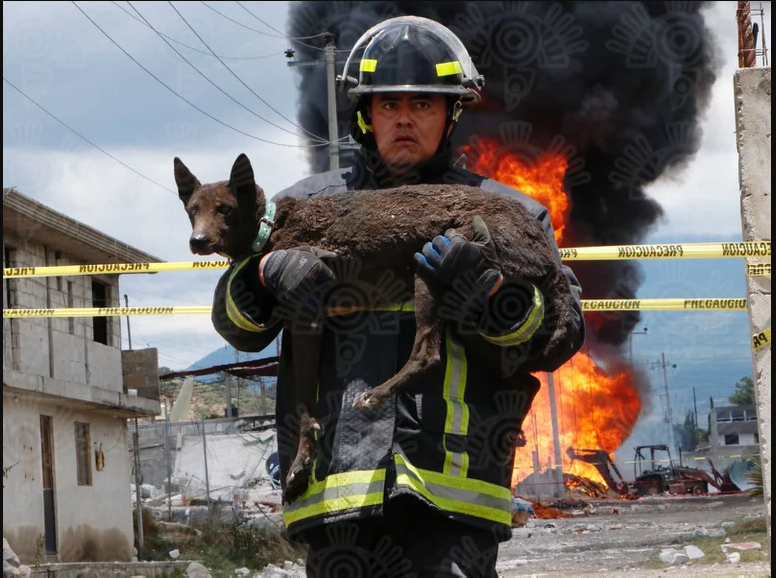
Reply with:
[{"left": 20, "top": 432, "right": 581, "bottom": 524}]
[{"left": 210, "top": 159, "right": 585, "bottom": 541}]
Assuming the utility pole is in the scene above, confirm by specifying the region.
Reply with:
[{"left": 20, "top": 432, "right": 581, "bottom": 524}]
[
  {"left": 652, "top": 352, "right": 678, "bottom": 455},
  {"left": 628, "top": 327, "right": 648, "bottom": 366},
  {"left": 546, "top": 371, "right": 564, "bottom": 498},
  {"left": 693, "top": 387, "right": 699, "bottom": 429},
  {"left": 224, "top": 372, "right": 232, "bottom": 418},
  {"left": 324, "top": 32, "right": 340, "bottom": 171},
  {"left": 124, "top": 294, "right": 132, "bottom": 350}
]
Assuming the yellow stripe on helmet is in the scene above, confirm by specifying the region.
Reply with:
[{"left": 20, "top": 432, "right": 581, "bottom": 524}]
[
  {"left": 436, "top": 61, "right": 463, "bottom": 77},
  {"left": 360, "top": 59, "right": 378, "bottom": 72}
]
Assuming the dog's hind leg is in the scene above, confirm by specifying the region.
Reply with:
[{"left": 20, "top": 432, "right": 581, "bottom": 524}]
[
  {"left": 353, "top": 274, "right": 443, "bottom": 411},
  {"left": 283, "top": 327, "right": 323, "bottom": 503}
]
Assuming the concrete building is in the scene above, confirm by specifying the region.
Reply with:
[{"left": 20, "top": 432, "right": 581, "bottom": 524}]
[
  {"left": 3, "top": 189, "right": 162, "bottom": 564},
  {"left": 710, "top": 405, "right": 760, "bottom": 449}
]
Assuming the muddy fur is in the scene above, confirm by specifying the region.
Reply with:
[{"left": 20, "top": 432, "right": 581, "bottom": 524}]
[{"left": 175, "top": 153, "right": 576, "bottom": 503}]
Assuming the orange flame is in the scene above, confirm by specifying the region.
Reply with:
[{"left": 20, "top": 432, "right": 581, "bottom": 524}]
[
  {"left": 460, "top": 139, "right": 570, "bottom": 243},
  {"left": 460, "top": 137, "right": 643, "bottom": 491},
  {"left": 516, "top": 357, "right": 641, "bottom": 487}
]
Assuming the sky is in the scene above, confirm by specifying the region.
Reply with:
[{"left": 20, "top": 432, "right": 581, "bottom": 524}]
[{"left": 2, "top": 2, "right": 771, "bottom": 449}]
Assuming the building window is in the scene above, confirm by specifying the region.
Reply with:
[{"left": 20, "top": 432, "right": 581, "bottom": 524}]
[
  {"left": 75, "top": 422, "right": 92, "bottom": 486},
  {"left": 54, "top": 251, "right": 63, "bottom": 292},
  {"left": 67, "top": 281, "right": 75, "bottom": 335},
  {"left": 724, "top": 433, "right": 740, "bottom": 446},
  {"left": 754, "top": 433, "right": 759, "bottom": 444},
  {"left": 4, "top": 246, "right": 16, "bottom": 307},
  {"left": 91, "top": 281, "right": 108, "bottom": 345}
]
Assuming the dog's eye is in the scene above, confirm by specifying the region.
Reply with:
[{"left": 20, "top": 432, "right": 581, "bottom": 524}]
[{"left": 217, "top": 204, "right": 232, "bottom": 216}]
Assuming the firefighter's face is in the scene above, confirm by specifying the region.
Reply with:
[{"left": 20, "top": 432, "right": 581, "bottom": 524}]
[{"left": 369, "top": 93, "right": 448, "bottom": 174}]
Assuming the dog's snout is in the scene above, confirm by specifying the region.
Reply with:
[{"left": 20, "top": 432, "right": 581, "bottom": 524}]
[{"left": 189, "top": 233, "right": 211, "bottom": 251}]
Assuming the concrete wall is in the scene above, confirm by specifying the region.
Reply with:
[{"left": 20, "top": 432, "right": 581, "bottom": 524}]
[
  {"left": 3, "top": 391, "right": 134, "bottom": 564},
  {"left": 717, "top": 433, "right": 758, "bottom": 447},
  {"left": 734, "top": 66, "right": 772, "bottom": 548},
  {"left": 3, "top": 233, "right": 122, "bottom": 392},
  {"left": 122, "top": 349, "right": 160, "bottom": 401}
]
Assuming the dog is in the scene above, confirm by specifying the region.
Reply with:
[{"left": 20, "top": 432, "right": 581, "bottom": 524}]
[{"left": 175, "top": 152, "right": 577, "bottom": 503}]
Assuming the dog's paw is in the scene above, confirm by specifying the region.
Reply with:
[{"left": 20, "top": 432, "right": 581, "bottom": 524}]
[{"left": 352, "top": 389, "right": 388, "bottom": 411}]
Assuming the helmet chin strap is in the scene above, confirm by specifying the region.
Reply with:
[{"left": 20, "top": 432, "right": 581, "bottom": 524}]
[{"left": 434, "top": 98, "right": 463, "bottom": 156}]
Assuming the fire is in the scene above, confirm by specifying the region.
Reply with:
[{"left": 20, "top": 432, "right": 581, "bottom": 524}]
[
  {"left": 514, "top": 355, "right": 641, "bottom": 488},
  {"left": 460, "top": 138, "right": 570, "bottom": 243},
  {"left": 459, "top": 137, "right": 643, "bottom": 492}
]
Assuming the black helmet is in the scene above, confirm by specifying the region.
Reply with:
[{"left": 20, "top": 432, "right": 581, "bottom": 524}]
[
  {"left": 338, "top": 16, "right": 484, "bottom": 146},
  {"left": 339, "top": 16, "right": 484, "bottom": 104}
]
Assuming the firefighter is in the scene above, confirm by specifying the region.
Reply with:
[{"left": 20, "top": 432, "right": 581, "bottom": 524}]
[{"left": 211, "top": 16, "right": 585, "bottom": 578}]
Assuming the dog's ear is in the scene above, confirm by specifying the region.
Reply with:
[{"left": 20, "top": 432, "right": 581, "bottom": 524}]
[
  {"left": 229, "top": 153, "right": 256, "bottom": 197},
  {"left": 174, "top": 157, "right": 200, "bottom": 205}
]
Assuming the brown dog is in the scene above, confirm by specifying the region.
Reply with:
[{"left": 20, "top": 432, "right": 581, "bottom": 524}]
[{"left": 175, "top": 152, "right": 576, "bottom": 503}]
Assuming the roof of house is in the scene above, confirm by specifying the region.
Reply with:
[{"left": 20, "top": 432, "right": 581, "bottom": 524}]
[{"left": 3, "top": 188, "right": 165, "bottom": 265}]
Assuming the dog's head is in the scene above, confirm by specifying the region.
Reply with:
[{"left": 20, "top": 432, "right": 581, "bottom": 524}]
[{"left": 174, "top": 153, "right": 267, "bottom": 259}]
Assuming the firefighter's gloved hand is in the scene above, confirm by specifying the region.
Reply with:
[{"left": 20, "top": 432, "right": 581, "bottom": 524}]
[
  {"left": 260, "top": 248, "right": 337, "bottom": 309},
  {"left": 414, "top": 215, "right": 503, "bottom": 303}
]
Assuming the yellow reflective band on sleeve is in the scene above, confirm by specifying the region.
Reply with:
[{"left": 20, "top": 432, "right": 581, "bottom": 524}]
[
  {"left": 360, "top": 58, "right": 378, "bottom": 72},
  {"left": 436, "top": 61, "right": 463, "bottom": 77},
  {"left": 282, "top": 468, "right": 386, "bottom": 526},
  {"left": 394, "top": 454, "right": 512, "bottom": 526},
  {"left": 443, "top": 330, "right": 470, "bottom": 478},
  {"left": 480, "top": 285, "right": 545, "bottom": 347},
  {"left": 226, "top": 257, "right": 268, "bottom": 333}
]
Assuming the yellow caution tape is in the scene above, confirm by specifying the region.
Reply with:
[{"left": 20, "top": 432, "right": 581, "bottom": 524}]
[
  {"left": 2, "top": 306, "right": 213, "bottom": 318},
  {"left": 747, "top": 262, "right": 772, "bottom": 277},
  {"left": 2, "top": 260, "right": 231, "bottom": 278},
  {"left": 583, "top": 298, "right": 748, "bottom": 311},
  {"left": 2, "top": 242, "right": 771, "bottom": 279},
  {"left": 2, "top": 298, "right": 751, "bottom": 318},
  {"left": 752, "top": 327, "right": 771, "bottom": 351},
  {"left": 558, "top": 241, "right": 771, "bottom": 261}
]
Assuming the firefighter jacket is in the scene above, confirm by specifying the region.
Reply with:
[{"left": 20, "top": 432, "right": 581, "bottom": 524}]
[{"left": 210, "top": 148, "right": 585, "bottom": 542}]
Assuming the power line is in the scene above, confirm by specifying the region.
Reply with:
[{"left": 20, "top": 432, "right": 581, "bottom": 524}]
[
  {"left": 201, "top": 1, "right": 350, "bottom": 53},
  {"left": 165, "top": 1, "right": 329, "bottom": 144},
  {"left": 2, "top": 76, "right": 176, "bottom": 196},
  {"left": 110, "top": 1, "right": 283, "bottom": 61},
  {"left": 126, "top": 2, "right": 325, "bottom": 143},
  {"left": 71, "top": 1, "right": 328, "bottom": 149},
  {"left": 200, "top": 1, "right": 324, "bottom": 41}
]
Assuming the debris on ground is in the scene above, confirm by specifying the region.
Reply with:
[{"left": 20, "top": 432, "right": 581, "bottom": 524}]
[
  {"left": 684, "top": 545, "right": 705, "bottom": 560},
  {"left": 2, "top": 539, "right": 31, "bottom": 578},
  {"left": 532, "top": 502, "right": 572, "bottom": 519},
  {"left": 721, "top": 541, "right": 762, "bottom": 552},
  {"left": 186, "top": 561, "right": 212, "bottom": 578},
  {"left": 659, "top": 548, "right": 690, "bottom": 565}
]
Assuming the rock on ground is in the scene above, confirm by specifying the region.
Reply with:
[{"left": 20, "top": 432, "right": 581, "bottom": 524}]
[
  {"left": 253, "top": 562, "right": 307, "bottom": 578},
  {"left": 684, "top": 545, "right": 705, "bottom": 560},
  {"left": 2, "top": 540, "right": 19, "bottom": 569},
  {"left": 186, "top": 561, "right": 212, "bottom": 578}
]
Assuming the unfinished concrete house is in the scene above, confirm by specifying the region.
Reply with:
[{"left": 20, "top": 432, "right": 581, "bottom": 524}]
[{"left": 2, "top": 188, "right": 162, "bottom": 564}]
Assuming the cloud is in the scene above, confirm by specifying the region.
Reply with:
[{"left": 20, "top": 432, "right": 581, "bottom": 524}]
[
  {"left": 643, "top": 1, "right": 771, "bottom": 240},
  {"left": 3, "top": 141, "right": 307, "bottom": 368}
]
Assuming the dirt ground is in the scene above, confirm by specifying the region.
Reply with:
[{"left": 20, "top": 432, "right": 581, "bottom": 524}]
[{"left": 497, "top": 493, "right": 770, "bottom": 577}]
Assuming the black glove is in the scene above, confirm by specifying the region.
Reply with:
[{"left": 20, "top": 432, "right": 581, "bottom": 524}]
[
  {"left": 261, "top": 248, "right": 337, "bottom": 310},
  {"left": 414, "top": 215, "right": 502, "bottom": 303}
]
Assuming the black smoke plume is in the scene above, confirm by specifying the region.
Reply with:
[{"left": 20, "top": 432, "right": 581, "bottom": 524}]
[{"left": 285, "top": 1, "right": 723, "bottom": 353}]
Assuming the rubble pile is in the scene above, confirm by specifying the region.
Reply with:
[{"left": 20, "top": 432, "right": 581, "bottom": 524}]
[{"left": 2, "top": 539, "right": 31, "bottom": 578}]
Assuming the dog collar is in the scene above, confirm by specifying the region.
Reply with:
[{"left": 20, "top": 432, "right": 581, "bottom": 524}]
[{"left": 251, "top": 200, "right": 276, "bottom": 254}]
